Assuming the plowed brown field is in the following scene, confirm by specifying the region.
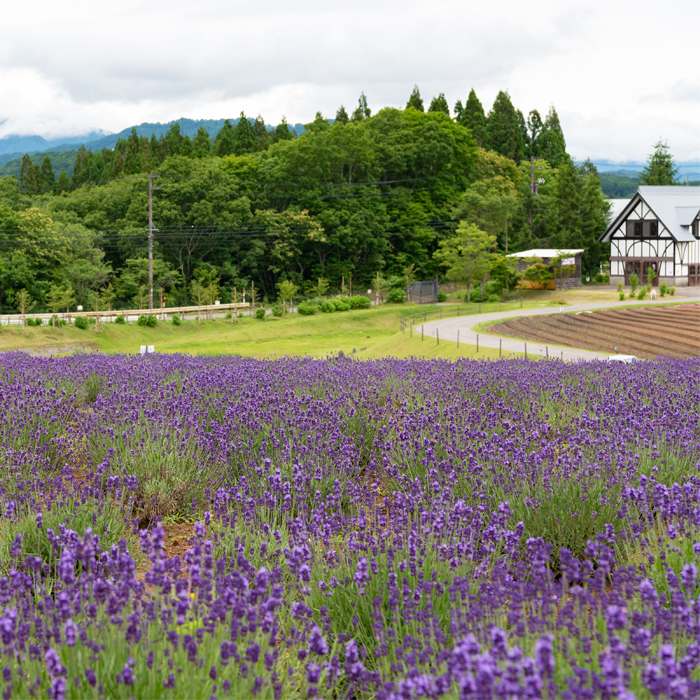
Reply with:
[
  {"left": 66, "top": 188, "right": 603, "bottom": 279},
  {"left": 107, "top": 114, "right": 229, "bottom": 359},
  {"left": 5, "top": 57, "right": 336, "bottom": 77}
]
[{"left": 491, "top": 305, "right": 700, "bottom": 359}]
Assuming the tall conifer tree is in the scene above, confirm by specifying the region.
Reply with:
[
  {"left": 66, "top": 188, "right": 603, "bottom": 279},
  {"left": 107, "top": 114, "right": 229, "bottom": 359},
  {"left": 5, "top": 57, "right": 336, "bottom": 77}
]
[
  {"left": 253, "top": 115, "right": 271, "bottom": 151},
  {"left": 335, "top": 105, "right": 349, "bottom": 124},
  {"left": 458, "top": 89, "right": 487, "bottom": 147},
  {"left": 40, "top": 155, "right": 55, "bottom": 192},
  {"left": 351, "top": 93, "right": 371, "bottom": 121},
  {"left": 232, "top": 112, "right": 258, "bottom": 155},
  {"left": 406, "top": 85, "right": 424, "bottom": 112},
  {"left": 540, "top": 106, "right": 568, "bottom": 168},
  {"left": 273, "top": 117, "right": 294, "bottom": 143},
  {"left": 428, "top": 93, "right": 450, "bottom": 116},
  {"left": 193, "top": 127, "right": 211, "bottom": 158},
  {"left": 639, "top": 139, "right": 679, "bottom": 185},
  {"left": 486, "top": 91, "right": 524, "bottom": 162},
  {"left": 212, "top": 120, "right": 235, "bottom": 156}
]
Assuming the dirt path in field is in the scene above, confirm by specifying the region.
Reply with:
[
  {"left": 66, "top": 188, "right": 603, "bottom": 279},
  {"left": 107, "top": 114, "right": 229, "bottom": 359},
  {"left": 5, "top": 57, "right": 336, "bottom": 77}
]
[{"left": 421, "top": 296, "right": 700, "bottom": 361}]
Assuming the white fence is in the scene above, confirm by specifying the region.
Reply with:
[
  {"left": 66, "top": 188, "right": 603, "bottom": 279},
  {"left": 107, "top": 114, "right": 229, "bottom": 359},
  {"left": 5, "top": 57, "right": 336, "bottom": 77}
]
[{"left": 1, "top": 302, "right": 250, "bottom": 326}]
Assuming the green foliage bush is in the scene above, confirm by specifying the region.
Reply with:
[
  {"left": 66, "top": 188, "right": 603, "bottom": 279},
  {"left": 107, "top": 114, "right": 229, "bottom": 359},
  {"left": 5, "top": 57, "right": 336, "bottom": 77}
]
[
  {"left": 348, "top": 295, "right": 371, "bottom": 309},
  {"left": 171, "top": 314, "right": 181, "bottom": 325},
  {"left": 387, "top": 288, "right": 406, "bottom": 303},
  {"left": 333, "top": 297, "right": 351, "bottom": 311},
  {"left": 616, "top": 281, "right": 623, "bottom": 293},
  {"left": 619, "top": 291, "right": 625, "bottom": 301},
  {"left": 74, "top": 316, "right": 88, "bottom": 330},
  {"left": 271, "top": 304, "right": 283, "bottom": 317},
  {"left": 255, "top": 308, "right": 266, "bottom": 320},
  {"left": 670, "top": 286, "right": 675, "bottom": 296},
  {"left": 637, "top": 285, "right": 648, "bottom": 300},
  {"left": 659, "top": 282, "right": 667, "bottom": 297},
  {"left": 437, "top": 291, "right": 447, "bottom": 302},
  {"left": 114, "top": 314, "right": 126, "bottom": 324},
  {"left": 386, "top": 275, "right": 406, "bottom": 291},
  {"left": 629, "top": 273, "right": 639, "bottom": 294},
  {"left": 297, "top": 301, "right": 318, "bottom": 316},
  {"left": 137, "top": 314, "right": 157, "bottom": 328}
]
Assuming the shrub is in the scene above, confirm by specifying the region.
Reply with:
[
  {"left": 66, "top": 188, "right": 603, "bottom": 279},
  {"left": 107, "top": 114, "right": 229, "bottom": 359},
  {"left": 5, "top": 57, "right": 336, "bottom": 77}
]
[
  {"left": 171, "top": 314, "right": 181, "bottom": 326},
  {"left": 255, "top": 308, "right": 266, "bottom": 320},
  {"left": 387, "top": 288, "right": 406, "bottom": 304},
  {"left": 637, "top": 285, "right": 648, "bottom": 300},
  {"left": 386, "top": 275, "right": 405, "bottom": 291},
  {"left": 271, "top": 304, "right": 283, "bottom": 317},
  {"left": 320, "top": 301, "right": 335, "bottom": 313},
  {"left": 74, "top": 317, "right": 88, "bottom": 330},
  {"left": 670, "top": 286, "right": 675, "bottom": 296},
  {"left": 616, "top": 281, "right": 623, "bottom": 293},
  {"left": 629, "top": 273, "right": 639, "bottom": 294},
  {"left": 437, "top": 291, "right": 447, "bottom": 302},
  {"left": 114, "top": 314, "right": 126, "bottom": 324},
  {"left": 333, "top": 297, "right": 351, "bottom": 312},
  {"left": 487, "top": 293, "right": 500, "bottom": 303},
  {"left": 659, "top": 282, "right": 667, "bottom": 297},
  {"left": 138, "top": 314, "right": 157, "bottom": 328},
  {"left": 619, "top": 291, "right": 625, "bottom": 301},
  {"left": 348, "top": 295, "right": 371, "bottom": 310},
  {"left": 297, "top": 301, "right": 318, "bottom": 316}
]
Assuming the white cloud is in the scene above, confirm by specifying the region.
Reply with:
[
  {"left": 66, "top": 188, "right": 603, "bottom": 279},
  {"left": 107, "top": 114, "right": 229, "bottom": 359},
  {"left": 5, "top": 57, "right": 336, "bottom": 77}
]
[{"left": 1, "top": 0, "right": 699, "bottom": 161}]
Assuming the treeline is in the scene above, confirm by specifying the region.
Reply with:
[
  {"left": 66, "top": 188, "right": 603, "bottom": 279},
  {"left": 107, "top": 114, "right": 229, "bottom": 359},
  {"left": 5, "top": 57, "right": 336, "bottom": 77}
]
[{"left": 0, "top": 88, "right": 610, "bottom": 314}]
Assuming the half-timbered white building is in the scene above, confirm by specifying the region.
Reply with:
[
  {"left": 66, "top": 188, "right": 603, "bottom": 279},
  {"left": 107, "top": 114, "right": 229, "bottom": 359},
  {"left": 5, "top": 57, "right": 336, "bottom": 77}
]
[{"left": 600, "top": 186, "right": 700, "bottom": 287}]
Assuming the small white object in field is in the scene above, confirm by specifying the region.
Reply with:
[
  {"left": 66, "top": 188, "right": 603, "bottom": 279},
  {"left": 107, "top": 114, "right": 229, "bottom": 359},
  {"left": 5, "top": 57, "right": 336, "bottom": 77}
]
[
  {"left": 607, "top": 355, "right": 638, "bottom": 364},
  {"left": 651, "top": 288, "right": 658, "bottom": 300}
]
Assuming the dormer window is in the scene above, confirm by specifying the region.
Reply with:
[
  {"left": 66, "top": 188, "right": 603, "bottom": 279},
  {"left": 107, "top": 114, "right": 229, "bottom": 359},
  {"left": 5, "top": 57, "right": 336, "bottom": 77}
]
[{"left": 626, "top": 220, "right": 658, "bottom": 237}]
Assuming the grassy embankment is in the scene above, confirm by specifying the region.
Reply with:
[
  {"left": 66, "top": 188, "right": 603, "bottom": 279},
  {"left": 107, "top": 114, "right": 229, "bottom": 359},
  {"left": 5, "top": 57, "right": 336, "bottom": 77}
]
[
  {"left": 3, "top": 289, "right": 636, "bottom": 359},
  {"left": 0, "top": 303, "right": 528, "bottom": 360}
]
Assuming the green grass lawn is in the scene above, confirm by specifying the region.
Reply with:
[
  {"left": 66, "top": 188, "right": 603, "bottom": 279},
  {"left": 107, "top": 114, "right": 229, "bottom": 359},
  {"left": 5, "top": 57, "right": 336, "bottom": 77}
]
[
  {"left": 0, "top": 301, "right": 539, "bottom": 359},
  {"left": 0, "top": 306, "right": 411, "bottom": 358}
]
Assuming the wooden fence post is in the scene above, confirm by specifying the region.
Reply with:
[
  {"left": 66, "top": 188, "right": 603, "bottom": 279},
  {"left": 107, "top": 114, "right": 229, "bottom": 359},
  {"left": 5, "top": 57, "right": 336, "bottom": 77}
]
[
  {"left": 499, "top": 338, "right": 502, "bottom": 358},
  {"left": 436, "top": 329, "right": 439, "bottom": 345},
  {"left": 546, "top": 346, "right": 549, "bottom": 358},
  {"left": 457, "top": 330, "right": 459, "bottom": 348},
  {"left": 421, "top": 325, "right": 424, "bottom": 341},
  {"left": 476, "top": 334, "right": 479, "bottom": 353},
  {"left": 525, "top": 342, "right": 527, "bottom": 358}
]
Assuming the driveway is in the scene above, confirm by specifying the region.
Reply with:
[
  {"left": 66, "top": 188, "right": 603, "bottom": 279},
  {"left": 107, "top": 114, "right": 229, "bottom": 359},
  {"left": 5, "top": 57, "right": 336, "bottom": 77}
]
[{"left": 419, "top": 296, "right": 700, "bottom": 361}]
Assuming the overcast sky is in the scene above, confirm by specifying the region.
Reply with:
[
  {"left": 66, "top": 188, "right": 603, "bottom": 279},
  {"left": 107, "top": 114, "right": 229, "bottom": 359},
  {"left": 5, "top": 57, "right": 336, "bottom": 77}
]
[{"left": 1, "top": 0, "right": 699, "bottom": 163}]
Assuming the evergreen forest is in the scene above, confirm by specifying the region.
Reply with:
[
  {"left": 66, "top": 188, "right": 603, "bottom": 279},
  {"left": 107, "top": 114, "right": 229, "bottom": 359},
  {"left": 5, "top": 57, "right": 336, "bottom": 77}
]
[{"left": 0, "top": 87, "right": 614, "bottom": 313}]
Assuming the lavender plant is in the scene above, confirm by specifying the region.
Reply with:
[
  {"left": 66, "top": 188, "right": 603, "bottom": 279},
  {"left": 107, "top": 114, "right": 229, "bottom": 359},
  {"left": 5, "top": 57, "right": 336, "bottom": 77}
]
[{"left": 0, "top": 351, "right": 698, "bottom": 698}]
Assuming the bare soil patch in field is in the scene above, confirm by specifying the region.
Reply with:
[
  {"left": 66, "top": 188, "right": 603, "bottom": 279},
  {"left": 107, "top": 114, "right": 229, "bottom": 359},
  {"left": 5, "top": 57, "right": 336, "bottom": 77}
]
[{"left": 492, "top": 305, "right": 700, "bottom": 359}]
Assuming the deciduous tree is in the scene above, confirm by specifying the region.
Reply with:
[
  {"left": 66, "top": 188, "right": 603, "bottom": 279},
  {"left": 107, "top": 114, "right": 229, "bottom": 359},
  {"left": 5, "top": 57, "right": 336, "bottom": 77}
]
[{"left": 433, "top": 222, "right": 494, "bottom": 301}]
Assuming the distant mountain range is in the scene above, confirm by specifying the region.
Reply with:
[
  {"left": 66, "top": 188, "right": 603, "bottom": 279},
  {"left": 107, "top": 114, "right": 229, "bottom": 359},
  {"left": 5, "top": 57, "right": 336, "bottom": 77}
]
[{"left": 0, "top": 117, "right": 309, "bottom": 167}]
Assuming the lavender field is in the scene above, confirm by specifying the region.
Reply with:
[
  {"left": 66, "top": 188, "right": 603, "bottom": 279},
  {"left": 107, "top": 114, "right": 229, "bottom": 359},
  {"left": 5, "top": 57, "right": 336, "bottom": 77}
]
[{"left": 1, "top": 353, "right": 699, "bottom": 699}]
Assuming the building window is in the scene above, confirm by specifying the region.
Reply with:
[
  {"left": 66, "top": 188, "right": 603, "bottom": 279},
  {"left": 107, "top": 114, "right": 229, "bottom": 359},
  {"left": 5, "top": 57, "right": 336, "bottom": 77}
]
[
  {"left": 627, "top": 221, "right": 642, "bottom": 237},
  {"left": 626, "top": 220, "right": 658, "bottom": 237}
]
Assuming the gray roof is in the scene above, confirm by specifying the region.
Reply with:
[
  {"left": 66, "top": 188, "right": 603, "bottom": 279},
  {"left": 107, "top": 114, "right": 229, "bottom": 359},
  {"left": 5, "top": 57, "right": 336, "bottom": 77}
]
[
  {"left": 637, "top": 186, "right": 699, "bottom": 242},
  {"left": 507, "top": 248, "right": 584, "bottom": 259},
  {"left": 608, "top": 199, "right": 631, "bottom": 222}
]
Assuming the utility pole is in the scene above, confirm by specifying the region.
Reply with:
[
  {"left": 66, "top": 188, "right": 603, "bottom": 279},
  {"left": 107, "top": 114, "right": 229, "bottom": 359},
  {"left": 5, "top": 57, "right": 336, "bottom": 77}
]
[{"left": 148, "top": 174, "right": 160, "bottom": 310}]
